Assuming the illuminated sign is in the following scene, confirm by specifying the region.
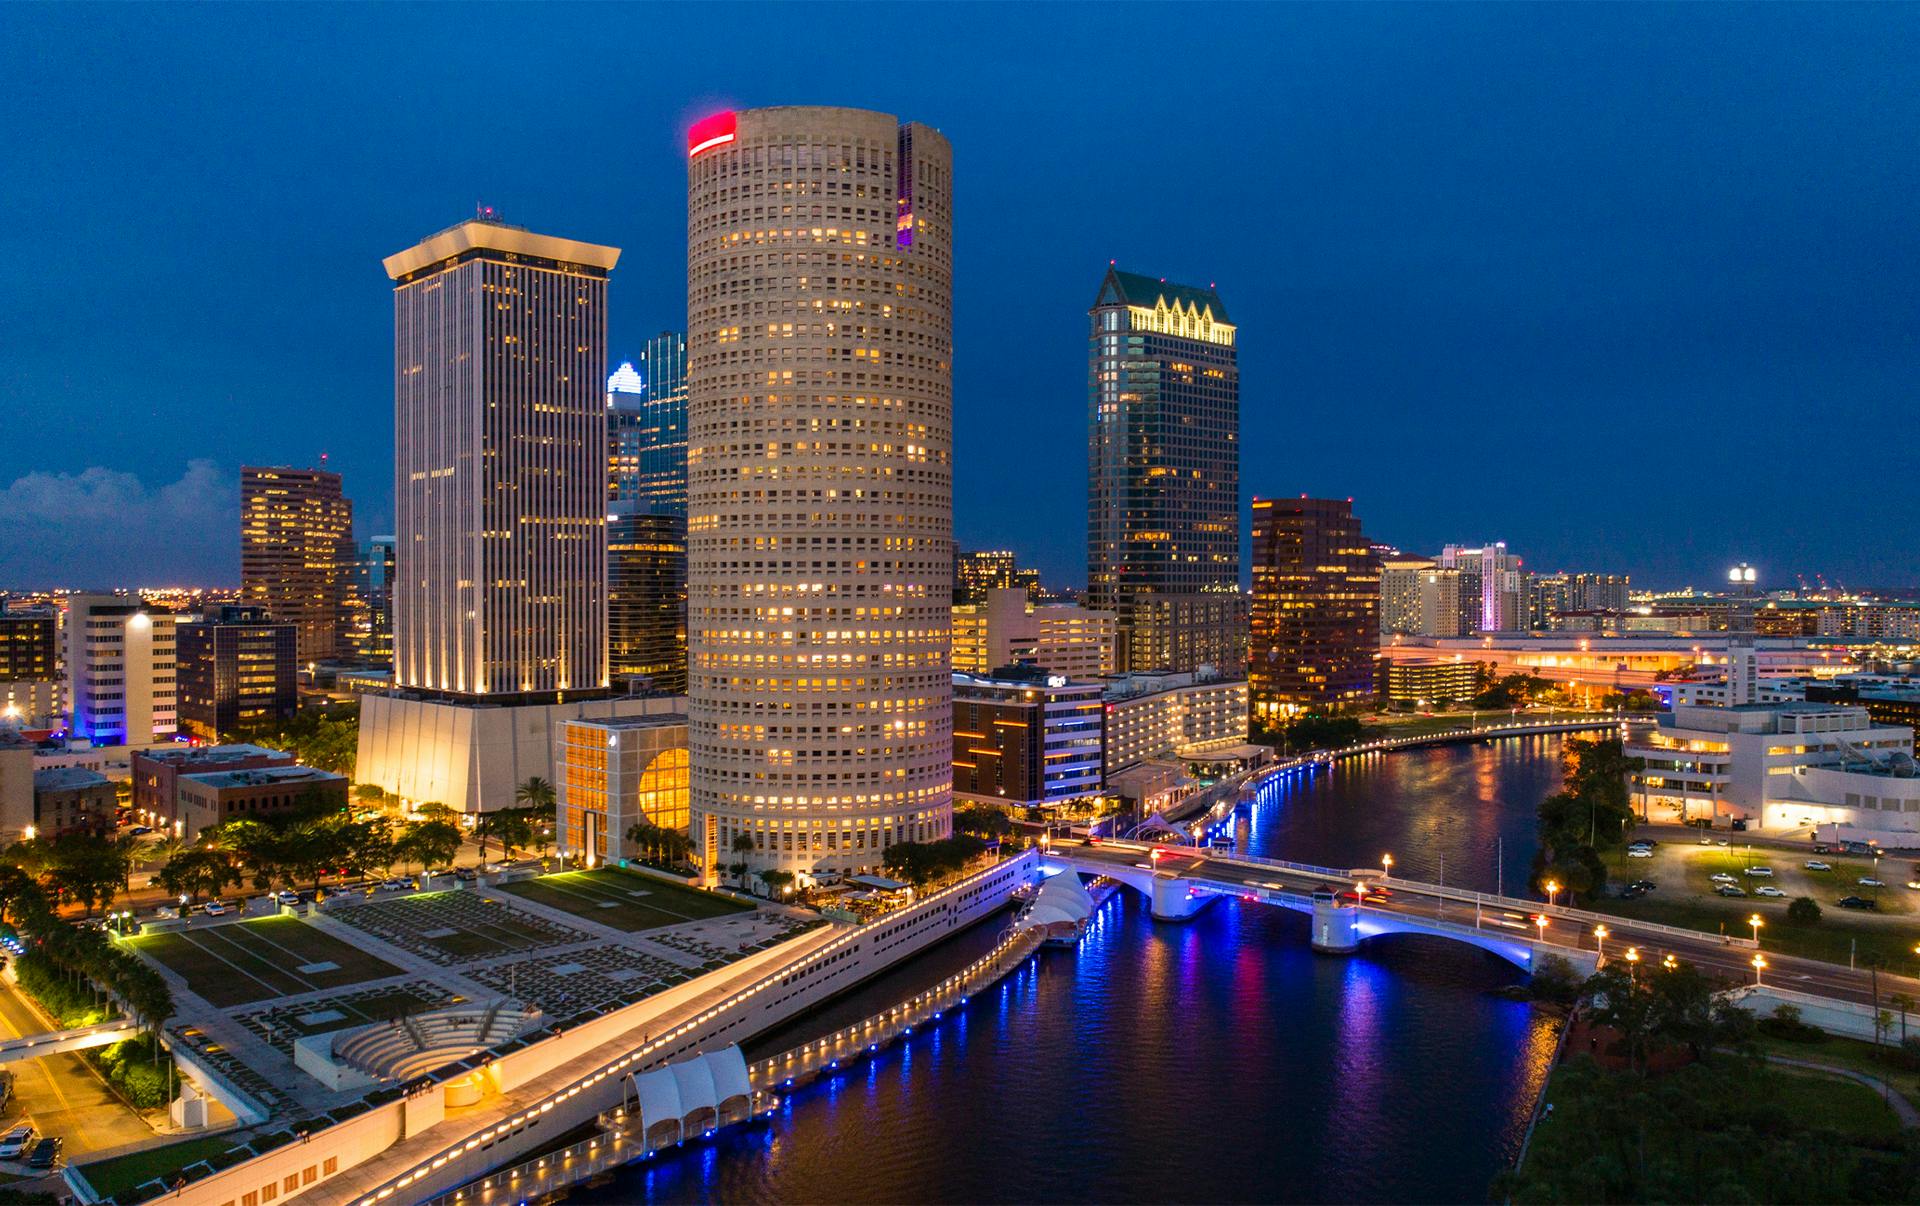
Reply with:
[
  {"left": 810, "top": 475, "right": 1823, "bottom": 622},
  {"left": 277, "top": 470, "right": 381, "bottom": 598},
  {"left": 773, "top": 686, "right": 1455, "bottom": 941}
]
[{"left": 688, "top": 112, "right": 737, "bottom": 157}]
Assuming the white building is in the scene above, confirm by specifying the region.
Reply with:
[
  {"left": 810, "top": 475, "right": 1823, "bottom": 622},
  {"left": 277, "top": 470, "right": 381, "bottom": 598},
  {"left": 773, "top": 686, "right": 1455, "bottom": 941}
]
[
  {"left": 356, "top": 692, "right": 681, "bottom": 815},
  {"left": 554, "top": 714, "right": 688, "bottom": 866},
  {"left": 64, "top": 594, "right": 176, "bottom": 746},
  {"left": 685, "top": 107, "right": 954, "bottom": 879},
  {"left": 1377, "top": 557, "right": 1437, "bottom": 636},
  {"left": 1628, "top": 702, "right": 1916, "bottom": 837},
  {"left": 1101, "top": 672, "right": 1249, "bottom": 774},
  {"left": 951, "top": 588, "right": 1116, "bottom": 679}
]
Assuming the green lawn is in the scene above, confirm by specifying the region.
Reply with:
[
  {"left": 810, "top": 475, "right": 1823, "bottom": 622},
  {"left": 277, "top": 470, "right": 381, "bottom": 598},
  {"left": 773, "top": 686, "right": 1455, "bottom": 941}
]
[
  {"left": 129, "top": 917, "right": 402, "bottom": 1007},
  {"left": 1756, "top": 1031, "right": 1920, "bottom": 1112},
  {"left": 74, "top": 1135, "right": 238, "bottom": 1201},
  {"left": 497, "top": 867, "right": 750, "bottom": 933}
]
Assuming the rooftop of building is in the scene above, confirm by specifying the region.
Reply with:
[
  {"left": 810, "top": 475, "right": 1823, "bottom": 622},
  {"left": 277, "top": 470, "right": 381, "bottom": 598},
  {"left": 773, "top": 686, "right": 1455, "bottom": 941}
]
[
  {"left": 135, "top": 743, "right": 293, "bottom": 766},
  {"left": 562, "top": 713, "right": 689, "bottom": 731},
  {"left": 179, "top": 765, "right": 345, "bottom": 790},
  {"left": 1095, "top": 266, "right": 1231, "bottom": 323},
  {"left": 33, "top": 766, "right": 110, "bottom": 790},
  {"left": 1099, "top": 669, "right": 1244, "bottom": 700},
  {"left": 383, "top": 216, "right": 621, "bottom": 280}
]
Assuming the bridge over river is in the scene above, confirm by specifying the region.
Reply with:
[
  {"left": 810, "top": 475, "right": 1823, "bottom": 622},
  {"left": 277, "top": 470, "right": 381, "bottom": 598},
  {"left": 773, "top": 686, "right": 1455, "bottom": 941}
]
[{"left": 1042, "top": 840, "right": 1911, "bottom": 1006}]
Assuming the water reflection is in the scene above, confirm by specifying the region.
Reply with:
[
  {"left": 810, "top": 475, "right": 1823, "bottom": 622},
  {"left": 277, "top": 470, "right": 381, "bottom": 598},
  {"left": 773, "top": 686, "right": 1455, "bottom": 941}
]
[{"left": 573, "top": 737, "right": 1567, "bottom": 1204}]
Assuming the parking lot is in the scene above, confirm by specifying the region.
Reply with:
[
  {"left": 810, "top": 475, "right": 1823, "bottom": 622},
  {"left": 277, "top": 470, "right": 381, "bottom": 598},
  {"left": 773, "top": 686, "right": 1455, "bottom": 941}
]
[{"left": 128, "top": 916, "right": 405, "bottom": 1008}]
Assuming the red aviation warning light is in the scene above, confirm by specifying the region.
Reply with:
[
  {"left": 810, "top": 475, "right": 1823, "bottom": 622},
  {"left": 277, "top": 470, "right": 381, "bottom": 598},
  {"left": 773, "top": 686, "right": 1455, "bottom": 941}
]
[{"left": 688, "top": 112, "right": 737, "bottom": 157}]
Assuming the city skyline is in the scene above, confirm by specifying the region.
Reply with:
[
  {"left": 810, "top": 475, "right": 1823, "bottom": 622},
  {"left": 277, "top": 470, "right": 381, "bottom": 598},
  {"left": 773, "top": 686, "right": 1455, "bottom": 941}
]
[{"left": 5, "top": 5, "right": 1919, "bottom": 592}]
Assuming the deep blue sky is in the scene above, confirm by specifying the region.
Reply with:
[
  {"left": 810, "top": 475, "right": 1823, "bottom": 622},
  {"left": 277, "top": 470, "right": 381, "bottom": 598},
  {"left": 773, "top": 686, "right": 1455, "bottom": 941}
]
[{"left": 3, "top": 4, "right": 1916, "bottom": 592}]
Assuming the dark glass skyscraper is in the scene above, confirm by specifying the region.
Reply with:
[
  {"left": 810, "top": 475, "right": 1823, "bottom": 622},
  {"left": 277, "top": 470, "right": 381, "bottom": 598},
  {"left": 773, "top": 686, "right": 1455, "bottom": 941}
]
[
  {"left": 175, "top": 605, "right": 298, "bottom": 741},
  {"left": 1086, "top": 267, "right": 1241, "bottom": 674},
  {"left": 1249, "top": 497, "right": 1379, "bottom": 718},
  {"left": 606, "top": 333, "right": 689, "bottom": 694}
]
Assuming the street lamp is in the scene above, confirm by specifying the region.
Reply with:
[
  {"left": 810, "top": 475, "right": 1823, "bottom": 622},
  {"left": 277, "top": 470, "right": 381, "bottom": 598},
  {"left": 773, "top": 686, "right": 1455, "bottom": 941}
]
[
  {"left": 1624, "top": 946, "right": 1640, "bottom": 985},
  {"left": 1749, "top": 913, "right": 1764, "bottom": 947},
  {"left": 1534, "top": 914, "right": 1548, "bottom": 944},
  {"left": 1593, "top": 924, "right": 1609, "bottom": 962},
  {"left": 1381, "top": 853, "right": 1394, "bottom": 880},
  {"left": 1661, "top": 953, "right": 1678, "bottom": 972},
  {"left": 1751, "top": 954, "right": 1767, "bottom": 986},
  {"left": 1354, "top": 881, "right": 1367, "bottom": 910},
  {"left": 1544, "top": 879, "right": 1561, "bottom": 910}
]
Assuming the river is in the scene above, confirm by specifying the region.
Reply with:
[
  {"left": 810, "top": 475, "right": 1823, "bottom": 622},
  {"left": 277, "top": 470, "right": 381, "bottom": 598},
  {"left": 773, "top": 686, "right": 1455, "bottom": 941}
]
[{"left": 574, "top": 733, "right": 1568, "bottom": 1204}]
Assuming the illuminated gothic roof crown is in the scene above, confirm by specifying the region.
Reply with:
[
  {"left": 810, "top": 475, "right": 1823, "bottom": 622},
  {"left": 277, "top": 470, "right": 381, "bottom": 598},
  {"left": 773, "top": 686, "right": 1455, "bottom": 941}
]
[{"left": 1094, "top": 266, "right": 1231, "bottom": 324}]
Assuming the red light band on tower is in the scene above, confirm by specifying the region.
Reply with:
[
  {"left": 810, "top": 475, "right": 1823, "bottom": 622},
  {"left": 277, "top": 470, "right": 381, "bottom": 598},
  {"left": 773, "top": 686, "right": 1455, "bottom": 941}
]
[{"left": 688, "top": 112, "right": 737, "bottom": 157}]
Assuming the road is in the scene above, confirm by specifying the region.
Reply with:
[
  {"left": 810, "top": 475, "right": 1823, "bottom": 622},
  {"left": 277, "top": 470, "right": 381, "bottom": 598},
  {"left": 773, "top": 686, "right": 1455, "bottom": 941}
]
[
  {"left": 0, "top": 978, "right": 155, "bottom": 1160},
  {"left": 1060, "top": 842, "right": 1920, "bottom": 1010}
]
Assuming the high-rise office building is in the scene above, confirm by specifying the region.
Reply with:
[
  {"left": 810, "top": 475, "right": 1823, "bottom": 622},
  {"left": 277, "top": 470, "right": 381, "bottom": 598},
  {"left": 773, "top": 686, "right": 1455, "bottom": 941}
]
[
  {"left": 382, "top": 216, "right": 619, "bottom": 702},
  {"left": 1249, "top": 497, "right": 1379, "bottom": 718},
  {"left": 608, "top": 507, "right": 687, "bottom": 693},
  {"left": 950, "top": 588, "right": 1117, "bottom": 679},
  {"left": 686, "top": 106, "right": 954, "bottom": 879},
  {"left": 240, "top": 466, "right": 354, "bottom": 664},
  {"left": 608, "top": 333, "right": 690, "bottom": 514},
  {"left": 176, "top": 605, "right": 298, "bottom": 741},
  {"left": 606, "top": 342, "right": 690, "bottom": 694},
  {"left": 65, "top": 594, "right": 177, "bottom": 745},
  {"left": 343, "top": 535, "right": 396, "bottom": 665},
  {"left": 1086, "top": 267, "right": 1241, "bottom": 675}
]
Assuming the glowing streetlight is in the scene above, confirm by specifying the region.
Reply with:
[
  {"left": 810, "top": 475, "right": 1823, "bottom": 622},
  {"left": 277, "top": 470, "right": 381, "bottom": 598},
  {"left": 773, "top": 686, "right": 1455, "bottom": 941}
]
[
  {"left": 1544, "top": 879, "right": 1561, "bottom": 909},
  {"left": 1593, "top": 924, "right": 1609, "bottom": 961},
  {"left": 1381, "top": 853, "right": 1394, "bottom": 879},
  {"left": 1751, "top": 954, "right": 1767, "bottom": 986},
  {"left": 1534, "top": 914, "right": 1548, "bottom": 944},
  {"left": 1748, "top": 913, "right": 1764, "bottom": 947},
  {"left": 1624, "top": 946, "right": 1640, "bottom": 985},
  {"left": 1661, "top": 953, "right": 1678, "bottom": 972},
  {"left": 1354, "top": 881, "right": 1367, "bottom": 910}
]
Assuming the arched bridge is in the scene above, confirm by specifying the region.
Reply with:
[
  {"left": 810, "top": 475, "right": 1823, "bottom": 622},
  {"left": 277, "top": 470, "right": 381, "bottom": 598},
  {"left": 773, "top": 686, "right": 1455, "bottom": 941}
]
[{"left": 1041, "top": 841, "right": 1747, "bottom": 975}]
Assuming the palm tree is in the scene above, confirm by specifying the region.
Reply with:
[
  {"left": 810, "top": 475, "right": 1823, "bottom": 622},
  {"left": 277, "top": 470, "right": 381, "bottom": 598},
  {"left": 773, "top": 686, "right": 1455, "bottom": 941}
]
[
  {"left": 730, "top": 833, "right": 756, "bottom": 888},
  {"left": 515, "top": 777, "right": 556, "bottom": 810},
  {"left": 1890, "top": 992, "right": 1916, "bottom": 1044}
]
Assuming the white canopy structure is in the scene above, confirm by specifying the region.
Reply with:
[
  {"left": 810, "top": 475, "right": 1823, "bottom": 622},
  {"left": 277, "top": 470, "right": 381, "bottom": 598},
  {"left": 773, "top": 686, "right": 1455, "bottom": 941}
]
[
  {"left": 1017, "top": 870, "right": 1097, "bottom": 942},
  {"left": 628, "top": 1045, "right": 756, "bottom": 1152}
]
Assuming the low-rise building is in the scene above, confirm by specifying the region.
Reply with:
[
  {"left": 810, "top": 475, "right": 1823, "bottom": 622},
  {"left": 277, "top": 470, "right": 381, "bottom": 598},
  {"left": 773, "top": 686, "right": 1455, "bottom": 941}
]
[
  {"left": 1101, "top": 671, "right": 1248, "bottom": 774},
  {"left": 0, "top": 732, "right": 33, "bottom": 842},
  {"left": 950, "top": 589, "right": 1116, "bottom": 679},
  {"left": 131, "top": 743, "right": 296, "bottom": 831},
  {"left": 175, "top": 765, "right": 348, "bottom": 839},
  {"left": 951, "top": 667, "right": 1104, "bottom": 809},
  {"left": 31, "top": 766, "right": 117, "bottom": 836},
  {"left": 1628, "top": 702, "right": 1915, "bottom": 836},
  {"left": 554, "top": 714, "right": 689, "bottom": 866},
  {"left": 1378, "top": 657, "right": 1480, "bottom": 707}
]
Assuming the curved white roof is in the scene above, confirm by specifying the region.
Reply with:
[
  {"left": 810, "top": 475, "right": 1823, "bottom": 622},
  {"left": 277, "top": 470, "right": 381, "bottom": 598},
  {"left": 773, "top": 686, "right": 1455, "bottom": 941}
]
[{"left": 632, "top": 1045, "right": 754, "bottom": 1129}]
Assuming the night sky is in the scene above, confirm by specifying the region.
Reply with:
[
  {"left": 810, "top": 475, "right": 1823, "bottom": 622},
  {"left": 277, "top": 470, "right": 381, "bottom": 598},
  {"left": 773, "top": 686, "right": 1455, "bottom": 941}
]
[{"left": 3, "top": 4, "right": 1916, "bottom": 592}]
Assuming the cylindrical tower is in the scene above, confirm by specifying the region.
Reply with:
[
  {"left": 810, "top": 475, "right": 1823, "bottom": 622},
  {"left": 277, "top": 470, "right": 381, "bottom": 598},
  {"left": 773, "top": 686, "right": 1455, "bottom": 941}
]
[{"left": 686, "top": 106, "right": 954, "bottom": 880}]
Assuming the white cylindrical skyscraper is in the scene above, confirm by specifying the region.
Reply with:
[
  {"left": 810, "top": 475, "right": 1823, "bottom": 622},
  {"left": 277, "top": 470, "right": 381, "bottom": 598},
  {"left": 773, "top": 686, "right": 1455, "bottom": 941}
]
[{"left": 685, "top": 106, "right": 954, "bottom": 879}]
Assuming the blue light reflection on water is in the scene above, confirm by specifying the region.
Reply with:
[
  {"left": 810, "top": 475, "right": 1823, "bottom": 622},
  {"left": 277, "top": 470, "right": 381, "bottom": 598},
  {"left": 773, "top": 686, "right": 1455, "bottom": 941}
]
[{"left": 571, "top": 737, "right": 1566, "bottom": 1204}]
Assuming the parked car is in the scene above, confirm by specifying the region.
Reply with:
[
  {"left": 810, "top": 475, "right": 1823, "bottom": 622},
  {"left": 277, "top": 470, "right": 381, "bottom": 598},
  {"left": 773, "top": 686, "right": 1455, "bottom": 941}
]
[
  {"left": 274, "top": 890, "right": 302, "bottom": 907},
  {"left": 1716, "top": 838, "right": 1731, "bottom": 847},
  {"left": 1905, "top": 881, "right": 1920, "bottom": 891},
  {"left": 453, "top": 868, "right": 478, "bottom": 883},
  {"left": 1710, "top": 873, "right": 1737, "bottom": 884},
  {"left": 1806, "top": 860, "right": 1832, "bottom": 872},
  {"left": 1838, "top": 895, "right": 1878, "bottom": 910},
  {"left": 202, "top": 900, "right": 228, "bottom": 917},
  {"left": 1627, "top": 847, "right": 1654, "bottom": 859},
  {"left": 128, "top": 825, "right": 152, "bottom": 836},
  {"left": 24, "top": 1137, "right": 59, "bottom": 1171},
  {"left": 1628, "top": 880, "right": 1657, "bottom": 892},
  {"left": 1754, "top": 886, "right": 1787, "bottom": 898},
  {"left": 1745, "top": 866, "right": 1774, "bottom": 877},
  {"left": 0, "top": 1124, "right": 28, "bottom": 1159},
  {"left": 1858, "top": 877, "right": 1885, "bottom": 888},
  {"left": 1715, "top": 884, "right": 1747, "bottom": 897}
]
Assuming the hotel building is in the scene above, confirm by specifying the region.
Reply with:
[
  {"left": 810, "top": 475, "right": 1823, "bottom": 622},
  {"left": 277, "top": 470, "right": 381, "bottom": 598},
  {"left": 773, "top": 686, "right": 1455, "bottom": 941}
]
[
  {"left": 1086, "top": 267, "right": 1241, "bottom": 675},
  {"left": 240, "top": 466, "right": 355, "bottom": 663},
  {"left": 686, "top": 106, "right": 954, "bottom": 877},
  {"left": 1101, "top": 671, "right": 1250, "bottom": 774}
]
